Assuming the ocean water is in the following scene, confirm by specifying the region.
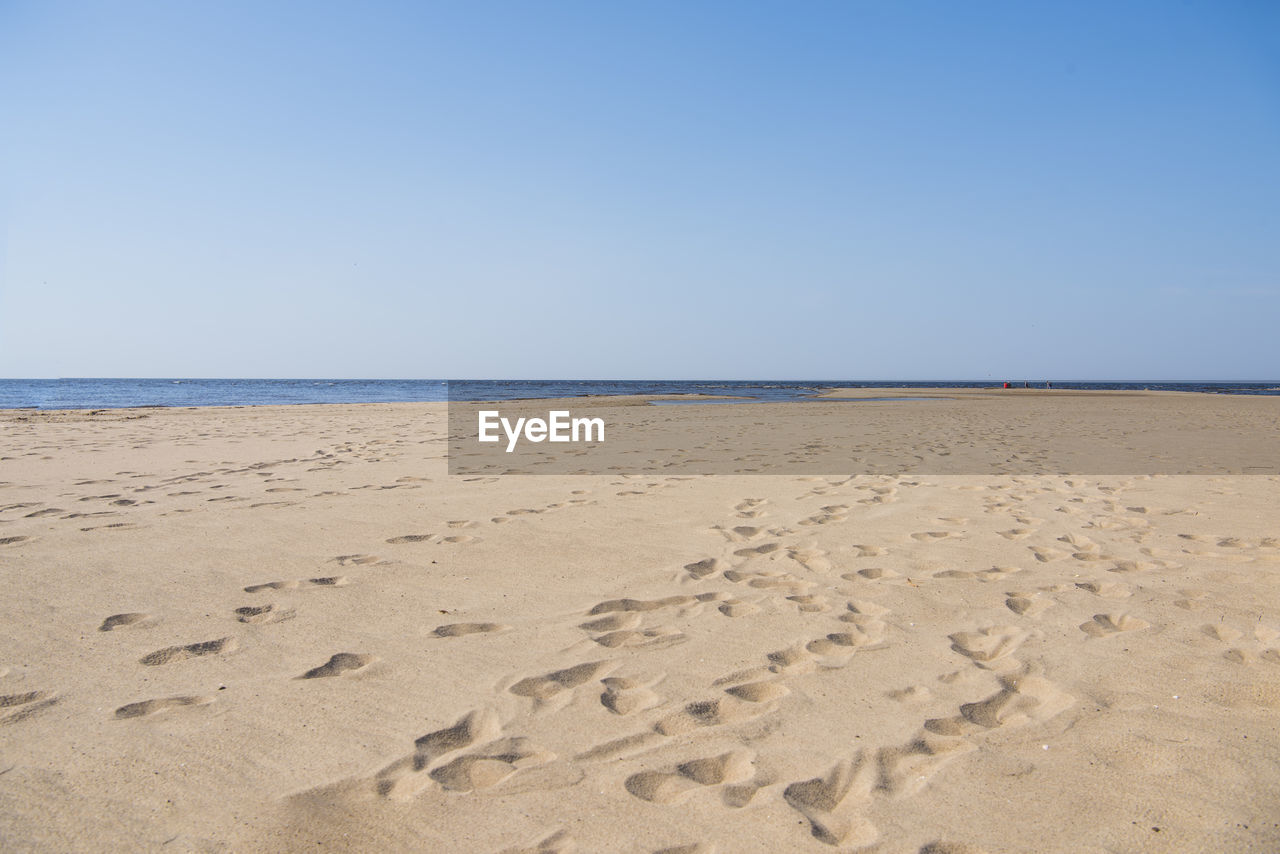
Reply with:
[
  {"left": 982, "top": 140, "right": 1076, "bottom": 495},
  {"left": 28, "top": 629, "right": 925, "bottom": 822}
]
[{"left": 0, "top": 378, "right": 1277, "bottom": 410}]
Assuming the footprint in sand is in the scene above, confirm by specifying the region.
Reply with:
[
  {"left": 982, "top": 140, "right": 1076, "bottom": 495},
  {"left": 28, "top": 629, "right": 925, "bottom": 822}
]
[
  {"left": 733, "top": 542, "right": 783, "bottom": 557},
  {"left": 115, "top": 695, "right": 213, "bottom": 719},
  {"left": 844, "top": 567, "right": 899, "bottom": 582},
  {"left": 1078, "top": 613, "right": 1150, "bottom": 638},
  {"left": 787, "top": 548, "right": 832, "bottom": 572},
  {"left": 874, "top": 734, "right": 976, "bottom": 797},
  {"left": 1075, "top": 581, "right": 1131, "bottom": 599},
  {"left": 783, "top": 754, "right": 879, "bottom": 847},
  {"left": 828, "top": 617, "right": 888, "bottom": 649},
  {"left": 1028, "top": 545, "right": 1069, "bottom": 563},
  {"left": 331, "top": 554, "right": 379, "bottom": 566},
  {"left": 725, "top": 569, "right": 811, "bottom": 594},
  {"left": 588, "top": 593, "right": 723, "bottom": 615},
  {"left": 654, "top": 695, "right": 769, "bottom": 735},
  {"left": 140, "top": 637, "right": 237, "bottom": 666},
  {"left": 590, "top": 627, "right": 686, "bottom": 649},
  {"left": 1005, "top": 592, "right": 1052, "bottom": 617},
  {"left": 787, "top": 594, "right": 832, "bottom": 614},
  {"left": 373, "top": 708, "right": 505, "bottom": 799},
  {"left": 600, "top": 675, "right": 664, "bottom": 715},
  {"left": 433, "top": 622, "right": 510, "bottom": 638},
  {"left": 298, "top": 653, "right": 377, "bottom": 679},
  {"left": 725, "top": 680, "right": 790, "bottom": 703},
  {"left": 910, "top": 531, "right": 961, "bottom": 542},
  {"left": 683, "top": 558, "right": 726, "bottom": 580},
  {"left": 579, "top": 613, "right": 642, "bottom": 633},
  {"left": 99, "top": 612, "right": 155, "bottom": 631},
  {"left": 234, "top": 603, "right": 296, "bottom": 624},
  {"left": 386, "top": 534, "right": 434, "bottom": 544},
  {"left": 1, "top": 690, "right": 59, "bottom": 725},
  {"left": 509, "top": 661, "right": 618, "bottom": 707},
  {"left": 625, "top": 749, "right": 755, "bottom": 804},
  {"left": 427, "top": 736, "right": 554, "bottom": 793},
  {"left": 244, "top": 576, "right": 348, "bottom": 593},
  {"left": 1201, "top": 624, "right": 1244, "bottom": 643},
  {"left": 718, "top": 598, "right": 760, "bottom": 617},
  {"left": 925, "top": 674, "right": 1073, "bottom": 736},
  {"left": 948, "top": 626, "right": 1029, "bottom": 667}
]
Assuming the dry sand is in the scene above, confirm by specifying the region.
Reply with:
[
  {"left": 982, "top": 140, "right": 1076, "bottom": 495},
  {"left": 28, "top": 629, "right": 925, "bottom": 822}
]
[{"left": 1, "top": 399, "right": 1278, "bottom": 852}]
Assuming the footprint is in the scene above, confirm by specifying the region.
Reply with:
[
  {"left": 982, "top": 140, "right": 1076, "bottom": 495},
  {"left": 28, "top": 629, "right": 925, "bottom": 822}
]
[
  {"left": 244, "top": 576, "right": 347, "bottom": 593},
  {"left": 509, "top": 661, "right": 618, "bottom": 705},
  {"left": 733, "top": 542, "right": 782, "bottom": 557},
  {"left": 654, "top": 695, "right": 766, "bottom": 735},
  {"left": 1078, "top": 613, "right": 1150, "bottom": 638},
  {"left": 875, "top": 735, "right": 975, "bottom": 797},
  {"left": 724, "top": 680, "right": 789, "bottom": 703},
  {"left": 590, "top": 627, "right": 685, "bottom": 649},
  {"left": 234, "top": 603, "right": 296, "bottom": 624},
  {"left": 375, "top": 708, "right": 503, "bottom": 799},
  {"left": 600, "top": 676, "right": 664, "bottom": 716},
  {"left": 115, "top": 695, "right": 213, "bottom": 719},
  {"left": 331, "top": 554, "right": 379, "bottom": 566},
  {"left": 787, "top": 594, "right": 831, "bottom": 614},
  {"left": 99, "top": 612, "right": 154, "bottom": 632},
  {"left": 298, "top": 653, "right": 377, "bottom": 679},
  {"left": 386, "top": 534, "right": 434, "bottom": 544},
  {"left": 433, "top": 622, "right": 510, "bottom": 638},
  {"left": 683, "top": 558, "right": 725, "bottom": 580},
  {"left": 1004, "top": 593, "right": 1052, "bottom": 617},
  {"left": 579, "top": 613, "right": 643, "bottom": 633},
  {"left": 718, "top": 599, "right": 760, "bottom": 618},
  {"left": 948, "top": 626, "right": 1029, "bottom": 666},
  {"left": 925, "top": 675, "right": 1074, "bottom": 735},
  {"left": 1, "top": 690, "right": 54, "bottom": 709},
  {"left": 1028, "top": 546, "right": 1069, "bottom": 563},
  {"left": 625, "top": 750, "right": 755, "bottom": 804},
  {"left": 140, "top": 637, "right": 237, "bottom": 666},
  {"left": 765, "top": 643, "right": 818, "bottom": 674},
  {"left": 1075, "top": 581, "right": 1131, "bottom": 599},
  {"left": 0, "top": 691, "right": 58, "bottom": 725},
  {"left": 845, "top": 599, "right": 891, "bottom": 617},
  {"left": 783, "top": 755, "right": 878, "bottom": 847},
  {"left": 1202, "top": 624, "right": 1244, "bottom": 643},
  {"left": 429, "top": 736, "right": 555, "bottom": 792},
  {"left": 848, "top": 567, "right": 899, "bottom": 581}
]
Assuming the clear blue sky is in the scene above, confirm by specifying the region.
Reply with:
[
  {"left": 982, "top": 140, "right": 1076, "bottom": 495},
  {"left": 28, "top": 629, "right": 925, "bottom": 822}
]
[{"left": 3, "top": 1, "right": 1277, "bottom": 379}]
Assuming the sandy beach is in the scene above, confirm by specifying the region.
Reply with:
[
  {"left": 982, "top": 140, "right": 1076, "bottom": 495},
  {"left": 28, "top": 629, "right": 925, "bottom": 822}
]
[{"left": 2, "top": 398, "right": 1278, "bottom": 852}]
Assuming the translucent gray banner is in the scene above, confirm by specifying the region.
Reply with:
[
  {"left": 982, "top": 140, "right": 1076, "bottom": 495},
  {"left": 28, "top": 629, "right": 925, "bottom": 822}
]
[{"left": 446, "top": 388, "right": 1280, "bottom": 475}]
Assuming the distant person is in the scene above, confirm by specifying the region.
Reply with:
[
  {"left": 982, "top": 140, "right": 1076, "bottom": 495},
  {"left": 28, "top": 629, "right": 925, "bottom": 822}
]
[
  {"left": 1023, "top": 381, "right": 1029, "bottom": 388},
  {"left": 1046, "top": 381, "right": 1051, "bottom": 389},
  {"left": 1003, "top": 382, "right": 1009, "bottom": 389}
]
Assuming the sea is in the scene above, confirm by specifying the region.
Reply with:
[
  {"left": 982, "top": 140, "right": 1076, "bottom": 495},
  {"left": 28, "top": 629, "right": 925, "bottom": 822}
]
[{"left": 1, "top": 379, "right": 1278, "bottom": 410}]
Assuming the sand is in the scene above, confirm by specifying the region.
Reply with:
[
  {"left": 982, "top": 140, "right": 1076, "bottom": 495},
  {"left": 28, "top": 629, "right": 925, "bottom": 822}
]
[{"left": 1, "top": 399, "right": 1278, "bottom": 852}]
